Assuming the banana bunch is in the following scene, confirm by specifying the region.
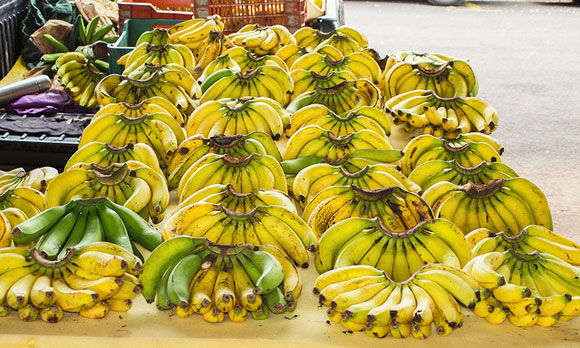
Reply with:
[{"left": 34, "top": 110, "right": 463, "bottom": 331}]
[
  {"left": 186, "top": 97, "right": 290, "bottom": 139},
  {"left": 409, "top": 159, "right": 518, "bottom": 191},
  {"left": 0, "top": 243, "right": 142, "bottom": 322},
  {"left": 289, "top": 70, "right": 357, "bottom": 102},
  {"left": 314, "top": 264, "right": 479, "bottom": 338},
  {"left": 120, "top": 43, "right": 196, "bottom": 76},
  {"left": 275, "top": 44, "right": 308, "bottom": 69},
  {"left": 55, "top": 52, "right": 106, "bottom": 108},
  {"left": 227, "top": 24, "right": 295, "bottom": 56},
  {"left": 0, "top": 167, "right": 58, "bottom": 193},
  {"left": 177, "top": 153, "right": 287, "bottom": 201},
  {"left": 423, "top": 178, "right": 552, "bottom": 235},
  {"left": 313, "top": 36, "right": 362, "bottom": 56},
  {"left": 383, "top": 50, "right": 455, "bottom": 74},
  {"left": 284, "top": 126, "right": 394, "bottom": 161},
  {"left": 385, "top": 90, "right": 498, "bottom": 136},
  {"left": 199, "top": 66, "right": 293, "bottom": 105},
  {"left": 134, "top": 28, "right": 169, "bottom": 46},
  {"left": 303, "top": 185, "right": 432, "bottom": 238},
  {"left": 286, "top": 104, "right": 391, "bottom": 138},
  {"left": 465, "top": 249, "right": 580, "bottom": 327},
  {"left": 167, "top": 16, "right": 226, "bottom": 59},
  {"left": 198, "top": 54, "right": 241, "bottom": 83},
  {"left": 400, "top": 133, "right": 504, "bottom": 176},
  {"left": 192, "top": 30, "right": 236, "bottom": 80},
  {"left": 167, "top": 132, "right": 281, "bottom": 190},
  {"left": 221, "top": 46, "right": 288, "bottom": 72},
  {"left": 291, "top": 51, "right": 381, "bottom": 85},
  {"left": 0, "top": 212, "right": 10, "bottom": 247},
  {"left": 383, "top": 60, "right": 478, "bottom": 100},
  {"left": 79, "top": 111, "right": 186, "bottom": 168},
  {"left": 293, "top": 26, "right": 368, "bottom": 52},
  {"left": 467, "top": 225, "right": 580, "bottom": 265},
  {"left": 293, "top": 163, "right": 421, "bottom": 207},
  {"left": 0, "top": 188, "right": 45, "bottom": 225},
  {"left": 12, "top": 197, "right": 162, "bottom": 257},
  {"left": 316, "top": 218, "right": 470, "bottom": 275},
  {"left": 94, "top": 96, "right": 185, "bottom": 126},
  {"left": 162, "top": 203, "right": 316, "bottom": 267},
  {"left": 140, "top": 236, "right": 301, "bottom": 321},
  {"left": 44, "top": 162, "right": 169, "bottom": 224},
  {"left": 287, "top": 79, "right": 380, "bottom": 115},
  {"left": 65, "top": 142, "right": 162, "bottom": 176},
  {"left": 95, "top": 64, "right": 200, "bottom": 112}
]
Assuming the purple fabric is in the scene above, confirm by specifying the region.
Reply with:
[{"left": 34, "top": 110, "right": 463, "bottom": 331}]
[{"left": 4, "top": 90, "right": 94, "bottom": 115}]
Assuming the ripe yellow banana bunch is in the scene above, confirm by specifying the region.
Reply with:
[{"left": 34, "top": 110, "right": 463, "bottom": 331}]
[
  {"left": 400, "top": 133, "right": 504, "bottom": 176},
  {"left": 286, "top": 104, "right": 391, "bottom": 138},
  {"left": 293, "top": 26, "right": 368, "bottom": 53},
  {"left": 275, "top": 44, "right": 308, "bottom": 69},
  {"left": 422, "top": 178, "right": 552, "bottom": 235},
  {"left": 313, "top": 35, "right": 363, "bottom": 56},
  {"left": 198, "top": 54, "right": 241, "bottom": 83},
  {"left": 186, "top": 97, "right": 290, "bottom": 139},
  {"left": 94, "top": 96, "right": 185, "bottom": 126},
  {"left": 0, "top": 212, "right": 11, "bottom": 247},
  {"left": 383, "top": 60, "right": 478, "bottom": 100},
  {"left": 79, "top": 111, "right": 186, "bottom": 169},
  {"left": 316, "top": 217, "right": 470, "bottom": 275},
  {"left": 0, "top": 187, "right": 45, "bottom": 225},
  {"left": 221, "top": 46, "right": 288, "bottom": 72},
  {"left": 167, "top": 15, "right": 226, "bottom": 59},
  {"left": 200, "top": 65, "right": 293, "bottom": 105},
  {"left": 291, "top": 51, "right": 381, "bottom": 85},
  {"left": 167, "top": 132, "right": 282, "bottom": 190},
  {"left": 192, "top": 30, "right": 236, "bottom": 80},
  {"left": 293, "top": 163, "right": 421, "bottom": 208},
  {"left": 289, "top": 70, "right": 356, "bottom": 102},
  {"left": 383, "top": 50, "right": 455, "bottom": 73},
  {"left": 303, "top": 185, "right": 433, "bottom": 238},
  {"left": 227, "top": 24, "right": 295, "bottom": 56},
  {"left": 465, "top": 249, "right": 580, "bottom": 327},
  {"left": 45, "top": 161, "right": 170, "bottom": 223},
  {"left": 314, "top": 263, "right": 479, "bottom": 338},
  {"left": 287, "top": 79, "right": 381, "bottom": 115},
  {"left": 177, "top": 153, "right": 287, "bottom": 201},
  {"left": 162, "top": 205, "right": 316, "bottom": 267},
  {"left": 385, "top": 90, "right": 498, "bottom": 136},
  {"left": 0, "top": 167, "right": 58, "bottom": 193},
  {"left": 55, "top": 52, "right": 105, "bottom": 108},
  {"left": 120, "top": 42, "right": 196, "bottom": 76},
  {"left": 140, "top": 237, "right": 302, "bottom": 321},
  {"left": 409, "top": 159, "right": 518, "bottom": 191}
]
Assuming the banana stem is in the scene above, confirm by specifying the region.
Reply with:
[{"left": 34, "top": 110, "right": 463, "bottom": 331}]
[
  {"left": 221, "top": 154, "right": 254, "bottom": 166},
  {"left": 207, "top": 134, "right": 244, "bottom": 148},
  {"left": 508, "top": 249, "right": 540, "bottom": 262},
  {"left": 464, "top": 179, "right": 504, "bottom": 198},
  {"left": 443, "top": 141, "right": 471, "bottom": 154},
  {"left": 32, "top": 247, "right": 76, "bottom": 268},
  {"left": 92, "top": 163, "right": 129, "bottom": 185},
  {"left": 452, "top": 159, "right": 487, "bottom": 175}
]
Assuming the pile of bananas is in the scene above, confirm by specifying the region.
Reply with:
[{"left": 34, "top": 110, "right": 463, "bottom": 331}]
[
  {"left": 0, "top": 167, "right": 58, "bottom": 193},
  {"left": 221, "top": 46, "right": 288, "bottom": 72},
  {"left": 385, "top": 90, "right": 498, "bottom": 136},
  {"left": 12, "top": 198, "right": 162, "bottom": 257},
  {"left": 141, "top": 236, "right": 301, "bottom": 321},
  {"left": 186, "top": 97, "right": 290, "bottom": 139},
  {"left": 422, "top": 178, "right": 552, "bottom": 235},
  {"left": 0, "top": 187, "right": 45, "bottom": 226},
  {"left": 44, "top": 162, "right": 169, "bottom": 223},
  {"left": 55, "top": 52, "right": 108, "bottom": 108},
  {"left": 227, "top": 24, "right": 295, "bottom": 55},
  {"left": 0, "top": 242, "right": 142, "bottom": 322},
  {"left": 315, "top": 264, "right": 480, "bottom": 338},
  {"left": 119, "top": 42, "right": 195, "bottom": 75},
  {"left": 465, "top": 249, "right": 580, "bottom": 327},
  {"left": 167, "top": 132, "right": 281, "bottom": 190},
  {"left": 94, "top": 96, "right": 185, "bottom": 126}
]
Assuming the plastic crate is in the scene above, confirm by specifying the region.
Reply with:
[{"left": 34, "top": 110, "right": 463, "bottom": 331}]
[
  {"left": 118, "top": 0, "right": 193, "bottom": 32},
  {"left": 0, "top": 0, "right": 30, "bottom": 80}
]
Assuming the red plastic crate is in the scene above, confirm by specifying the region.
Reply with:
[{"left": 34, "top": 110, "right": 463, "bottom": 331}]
[{"left": 118, "top": 0, "right": 193, "bottom": 31}]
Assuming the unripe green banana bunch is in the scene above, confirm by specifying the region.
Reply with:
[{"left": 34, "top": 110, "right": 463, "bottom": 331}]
[
  {"left": 0, "top": 242, "right": 142, "bottom": 322},
  {"left": 140, "top": 236, "right": 302, "bottom": 322},
  {"left": 0, "top": 212, "right": 11, "bottom": 247},
  {"left": 162, "top": 204, "right": 316, "bottom": 267},
  {"left": 293, "top": 26, "right": 368, "bottom": 53},
  {"left": 95, "top": 63, "right": 201, "bottom": 113},
  {"left": 167, "top": 16, "right": 226, "bottom": 58},
  {"left": 275, "top": 44, "right": 308, "bottom": 70},
  {"left": 400, "top": 133, "right": 504, "bottom": 176},
  {"left": 409, "top": 159, "right": 518, "bottom": 191},
  {"left": 314, "top": 263, "right": 479, "bottom": 338},
  {"left": 0, "top": 167, "right": 58, "bottom": 194},
  {"left": 0, "top": 188, "right": 45, "bottom": 226},
  {"left": 79, "top": 111, "right": 186, "bottom": 169},
  {"left": 465, "top": 249, "right": 580, "bottom": 327},
  {"left": 221, "top": 46, "right": 288, "bottom": 72},
  {"left": 316, "top": 217, "right": 470, "bottom": 275},
  {"left": 197, "top": 54, "right": 241, "bottom": 84},
  {"left": 289, "top": 70, "right": 357, "bottom": 102},
  {"left": 186, "top": 97, "right": 290, "bottom": 139},
  {"left": 286, "top": 104, "right": 391, "bottom": 138},
  {"left": 167, "top": 132, "right": 282, "bottom": 190},
  {"left": 55, "top": 52, "right": 106, "bottom": 109},
  {"left": 383, "top": 60, "right": 478, "bottom": 101},
  {"left": 291, "top": 51, "right": 381, "bottom": 85},
  {"left": 200, "top": 66, "right": 293, "bottom": 106},
  {"left": 385, "top": 90, "right": 498, "bottom": 136},
  {"left": 287, "top": 79, "right": 381, "bottom": 115},
  {"left": 94, "top": 96, "right": 185, "bottom": 126},
  {"left": 44, "top": 162, "right": 170, "bottom": 224},
  {"left": 227, "top": 24, "right": 295, "bottom": 56},
  {"left": 293, "top": 163, "right": 420, "bottom": 208},
  {"left": 177, "top": 153, "right": 287, "bottom": 201},
  {"left": 120, "top": 42, "right": 196, "bottom": 76},
  {"left": 423, "top": 178, "right": 552, "bottom": 236}
]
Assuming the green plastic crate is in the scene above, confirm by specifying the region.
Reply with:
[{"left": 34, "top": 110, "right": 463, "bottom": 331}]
[{"left": 108, "top": 19, "right": 182, "bottom": 74}]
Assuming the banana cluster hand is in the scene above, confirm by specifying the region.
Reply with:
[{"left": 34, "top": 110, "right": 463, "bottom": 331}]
[
  {"left": 0, "top": 167, "right": 58, "bottom": 194},
  {"left": 385, "top": 90, "right": 498, "bottom": 136},
  {"left": 313, "top": 35, "right": 363, "bottom": 56},
  {"left": 167, "top": 132, "right": 281, "bottom": 190},
  {"left": 198, "top": 54, "right": 241, "bottom": 83},
  {"left": 227, "top": 24, "right": 295, "bottom": 56},
  {"left": 95, "top": 96, "right": 185, "bottom": 125},
  {"left": 12, "top": 198, "right": 162, "bottom": 256},
  {"left": 55, "top": 52, "right": 107, "bottom": 109},
  {"left": 135, "top": 28, "right": 169, "bottom": 46},
  {"left": 316, "top": 218, "right": 470, "bottom": 275},
  {"left": 221, "top": 47, "right": 288, "bottom": 72},
  {"left": 314, "top": 263, "right": 478, "bottom": 338},
  {"left": 140, "top": 237, "right": 301, "bottom": 321},
  {"left": 167, "top": 16, "right": 226, "bottom": 59},
  {"left": 422, "top": 178, "right": 552, "bottom": 235},
  {"left": 291, "top": 51, "right": 380, "bottom": 85},
  {"left": 0, "top": 188, "right": 45, "bottom": 226},
  {"left": 383, "top": 50, "right": 455, "bottom": 74},
  {"left": 275, "top": 44, "right": 308, "bottom": 69},
  {"left": 186, "top": 97, "right": 290, "bottom": 139},
  {"left": 120, "top": 43, "right": 196, "bottom": 76},
  {"left": 289, "top": 70, "right": 357, "bottom": 102}
]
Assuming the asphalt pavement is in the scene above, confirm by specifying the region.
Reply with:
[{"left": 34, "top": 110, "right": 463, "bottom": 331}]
[{"left": 344, "top": 0, "right": 580, "bottom": 240}]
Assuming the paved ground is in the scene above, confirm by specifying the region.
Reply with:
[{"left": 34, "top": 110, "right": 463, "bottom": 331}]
[{"left": 344, "top": 0, "right": 580, "bottom": 240}]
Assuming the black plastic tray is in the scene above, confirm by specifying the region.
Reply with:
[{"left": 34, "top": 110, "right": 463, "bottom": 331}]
[{"left": 307, "top": 0, "right": 344, "bottom": 32}]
